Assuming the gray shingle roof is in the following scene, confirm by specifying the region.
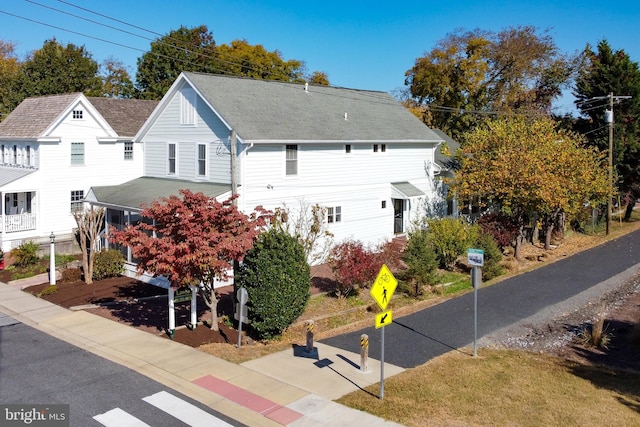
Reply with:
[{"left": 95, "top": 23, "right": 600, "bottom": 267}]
[
  {"left": 0, "top": 93, "right": 81, "bottom": 138},
  {"left": 88, "top": 177, "right": 232, "bottom": 209},
  {"left": 88, "top": 97, "right": 159, "bottom": 137},
  {"left": 0, "top": 166, "right": 36, "bottom": 186},
  {"left": 0, "top": 93, "right": 158, "bottom": 139},
  {"left": 183, "top": 72, "right": 442, "bottom": 143}
]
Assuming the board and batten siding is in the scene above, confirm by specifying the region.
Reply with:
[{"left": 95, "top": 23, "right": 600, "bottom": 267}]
[{"left": 142, "top": 88, "right": 232, "bottom": 182}]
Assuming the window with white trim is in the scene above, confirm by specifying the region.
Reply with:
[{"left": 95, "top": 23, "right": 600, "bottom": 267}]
[
  {"left": 345, "top": 144, "right": 351, "bottom": 154},
  {"left": 168, "top": 143, "right": 176, "bottom": 175},
  {"left": 197, "top": 143, "right": 207, "bottom": 176},
  {"left": 327, "top": 206, "right": 342, "bottom": 223},
  {"left": 373, "top": 144, "right": 386, "bottom": 153},
  {"left": 180, "top": 88, "right": 196, "bottom": 126},
  {"left": 24, "top": 146, "right": 32, "bottom": 166},
  {"left": 72, "top": 109, "right": 83, "bottom": 119},
  {"left": 71, "top": 142, "right": 84, "bottom": 165},
  {"left": 70, "top": 190, "right": 84, "bottom": 212},
  {"left": 286, "top": 144, "right": 298, "bottom": 176},
  {"left": 124, "top": 142, "right": 133, "bottom": 160},
  {"left": 11, "top": 145, "right": 17, "bottom": 164}
]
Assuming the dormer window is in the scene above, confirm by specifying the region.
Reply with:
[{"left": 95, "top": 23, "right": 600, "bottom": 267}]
[{"left": 72, "top": 110, "right": 83, "bottom": 119}]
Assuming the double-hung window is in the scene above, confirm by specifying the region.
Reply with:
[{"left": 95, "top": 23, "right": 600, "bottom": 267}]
[
  {"left": 168, "top": 143, "right": 176, "bottom": 175},
  {"left": 327, "top": 206, "right": 342, "bottom": 223},
  {"left": 124, "top": 142, "right": 133, "bottom": 160},
  {"left": 70, "top": 190, "right": 84, "bottom": 212},
  {"left": 71, "top": 142, "right": 85, "bottom": 165},
  {"left": 197, "top": 143, "right": 207, "bottom": 177},
  {"left": 286, "top": 144, "right": 298, "bottom": 176}
]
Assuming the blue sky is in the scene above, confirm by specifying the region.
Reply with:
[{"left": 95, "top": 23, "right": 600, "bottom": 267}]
[{"left": 1, "top": 0, "right": 639, "bottom": 115}]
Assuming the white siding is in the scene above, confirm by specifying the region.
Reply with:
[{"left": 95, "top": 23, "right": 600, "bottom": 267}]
[
  {"left": 239, "top": 142, "right": 436, "bottom": 247},
  {"left": 143, "top": 87, "right": 231, "bottom": 183},
  {"left": 1, "top": 99, "right": 144, "bottom": 251}
]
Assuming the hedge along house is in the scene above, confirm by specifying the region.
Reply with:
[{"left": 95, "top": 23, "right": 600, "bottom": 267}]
[
  {"left": 86, "top": 72, "right": 444, "bottom": 287},
  {"left": 0, "top": 93, "right": 158, "bottom": 254}
]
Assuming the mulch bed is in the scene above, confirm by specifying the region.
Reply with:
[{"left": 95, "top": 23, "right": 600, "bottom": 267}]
[{"left": 22, "top": 265, "right": 338, "bottom": 348}]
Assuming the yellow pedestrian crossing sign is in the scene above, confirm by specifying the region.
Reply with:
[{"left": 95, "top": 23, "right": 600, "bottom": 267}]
[
  {"left": 370, "top": 264, "right": 397, "bottom": 311},
  {"left": 375, "top": 310, "right": 393, "bottom": 329}
]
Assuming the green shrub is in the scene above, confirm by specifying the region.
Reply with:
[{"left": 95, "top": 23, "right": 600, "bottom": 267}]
[
  {"left": 237, "top": 229, "right": 311, "bottom": 340},
  {"left": 427, "top": 218, "right": 479, "bottom": 270},
  {"left": 399, "top": 229, "right": 439, "bottom": 297},
  {"left": 11, "top": 241, "right": 39, "bottom": 267},
  {"left": 37, "top": 285, "right": 58, "bottom": 297},
  {"left": 92, "top": 249, "right": 124, "bottom": 280},
  {"left": 476, "top": 231, "right": 505, "bottom": 281}
]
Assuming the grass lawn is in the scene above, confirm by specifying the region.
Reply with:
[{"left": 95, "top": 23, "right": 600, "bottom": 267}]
[{"left": 337, "top": 348, "right": 640, "bottom": 426}]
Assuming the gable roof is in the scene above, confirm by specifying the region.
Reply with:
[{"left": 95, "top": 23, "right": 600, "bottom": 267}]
[
  {"left": 88, "top": 97, "right": 159, "bottom": 137},
  {"left": 0, "top": 93, "right": 81, "bottom": 138},
  {"left": 163, "top": 72, "right": 443, "bottom": 143},
  {"left": 0, "top": 93, "right": 158, "bottom": 139},
  {"left": 432, "top": 128, "right": 460, "bottom": 171}
]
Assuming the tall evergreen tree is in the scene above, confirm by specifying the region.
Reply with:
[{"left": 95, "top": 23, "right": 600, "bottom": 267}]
[
  {"left": 10, "top": 39, "right": 102, "bottom": 109},
  {"left": 574, "top": 40, "right": 640, "bottom": 219}
]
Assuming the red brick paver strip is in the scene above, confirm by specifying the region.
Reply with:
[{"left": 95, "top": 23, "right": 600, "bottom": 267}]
[{"left": 193, "top": 375, "right": 303, "bottom": 425}]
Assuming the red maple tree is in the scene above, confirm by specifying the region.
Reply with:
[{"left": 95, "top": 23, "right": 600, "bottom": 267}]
[{"left": 109, "top": 190, "right": 269, "bottom": 330}]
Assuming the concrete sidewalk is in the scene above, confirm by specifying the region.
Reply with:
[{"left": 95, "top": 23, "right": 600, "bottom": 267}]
[{"left": 0, "top": 280, "right": 404, "bottom": 426}]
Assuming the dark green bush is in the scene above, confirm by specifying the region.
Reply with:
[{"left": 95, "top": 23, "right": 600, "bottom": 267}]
[
  {"left": 237, "top": 229, "right": 311, "bottom": 340},
  {"left": 11, "top": 241, "right": 39, "bottom": 267},
  {"left": 93, "top": 249, "right": 124, "bottom": 280},
  {"left": 476, "top": 231, "right": 505, "bottom": 281},
  {"left": 399, "top": 229, "right": 439, "bottom": 297}
]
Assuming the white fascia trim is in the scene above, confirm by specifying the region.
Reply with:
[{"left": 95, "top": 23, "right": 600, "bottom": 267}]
[{"left": 246, "top": 139, "right": 442, "bottom": 144}]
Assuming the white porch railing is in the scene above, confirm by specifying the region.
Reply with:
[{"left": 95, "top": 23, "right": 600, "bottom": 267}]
[{"left": 3, "top": 213, "right": 37, "bottom": 233}]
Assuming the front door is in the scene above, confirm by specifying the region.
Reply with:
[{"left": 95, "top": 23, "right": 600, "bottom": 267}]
[{"left": 393, "top": 199, "right": 404, "bottom": 234}]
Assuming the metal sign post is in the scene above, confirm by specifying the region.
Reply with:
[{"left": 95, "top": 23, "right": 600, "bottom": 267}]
[
  {"left": 468, "top": 249, "right": 484, "bottom": 357},
  {"left": 235, "top": 287, "right": 249, "bottom": 348},
  {"left": 370, "top": 264, "right": 397, "bottom": 400}
]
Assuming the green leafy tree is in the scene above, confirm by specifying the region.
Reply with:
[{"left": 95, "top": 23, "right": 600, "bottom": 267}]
[
  {"left": 0, "top": 40, "right": 20, "bottom": 120},
  {"left": 427, "top": 218, "right": 479, "bottom": 270},
  {"left": 236, "top": 229, "right": 310, "bottom": 340},
  {"left": 135, "top": 25, "right": 217, "bottom": 99},
  {"left": 405, "top": 26, "right": 573, "bottom": 139},
  {"left": 451, "top": 117, "right": 608, "bottom": 258},
  {"left": 101, "top": 58, "right": 135, "bottom": 98},
  {"left": 109, "top": 190, "right": 268, "bottom": 331},
  {"left": 215, "top": 39, "right": 305, "bottom": 82},
  {"left": 10, "top": 39, "right": 102, "bottom": 109},
  {"left": 135, "top": 26, "right": 321, "bottom": 99},
  {"left": 475, "top": 232, "right": 504, "bottom": 281},
  {"left": 400, "top": 229, "right": 439, "bottom": 297},
  {"left": 574, "top": 40, "right": 640, "bottom": 220}
]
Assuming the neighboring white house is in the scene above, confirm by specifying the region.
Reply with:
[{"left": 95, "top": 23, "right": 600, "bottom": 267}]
[
  {"left": 86, "top": 72, "right": 444, "bottom": 282},
  {"left": 0, "top": 93, "right": 158, "bottom": 253}
]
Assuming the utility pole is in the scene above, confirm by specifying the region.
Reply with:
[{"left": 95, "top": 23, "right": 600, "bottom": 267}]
[
  {"left": 607, "top": 92, "right": 614, "bottom": 235},
  {"left": 589, "top": 94, "right": 631, "bottom": 235},
  {"left": 230, "top": 129, "right": 238, "bottom": 207}
]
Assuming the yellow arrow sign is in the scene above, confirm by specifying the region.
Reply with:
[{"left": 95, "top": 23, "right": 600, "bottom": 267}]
[
  {"left": 370, "top": 264, "right": 397, "bottom": 311},
  {"left": 375, "top": 310, "right": 393, "bottom": 329}
]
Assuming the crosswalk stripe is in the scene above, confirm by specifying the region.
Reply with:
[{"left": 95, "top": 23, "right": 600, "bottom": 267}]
[
  {"left": 93, "top": 407, "right": 151, "bottom": 427},
  {"left": 143, "top": 390, "right": 233, "bottom": 427}
]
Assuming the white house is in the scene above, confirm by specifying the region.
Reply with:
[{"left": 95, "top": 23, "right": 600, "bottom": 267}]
[
  {"left": 86, "top": 72, "right": 444, "bottom": 280},
  {"left": 0, "top": 93, "right": 158, "bottom": 253}
]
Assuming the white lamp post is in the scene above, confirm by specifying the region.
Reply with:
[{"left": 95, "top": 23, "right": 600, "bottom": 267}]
[{"left": 49, "top": 232, "right": 56, "bottom": 285}]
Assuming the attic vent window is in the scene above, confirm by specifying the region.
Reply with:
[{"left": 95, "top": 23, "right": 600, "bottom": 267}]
[{"left": 72, "top": 110, "right": 83, "bottom": 119}]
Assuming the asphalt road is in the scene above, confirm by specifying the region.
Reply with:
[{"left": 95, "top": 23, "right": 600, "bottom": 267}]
[
  {"left": 0, "top": 313, "right": 244, "bottom": 426},
  {"left": 321, "top": 229, "right": 640, "bottom": 368}
]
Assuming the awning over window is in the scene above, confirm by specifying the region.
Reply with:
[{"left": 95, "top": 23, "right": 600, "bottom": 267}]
[{"left": 391, "top": 181, "right": 425, "bottom": 199}]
